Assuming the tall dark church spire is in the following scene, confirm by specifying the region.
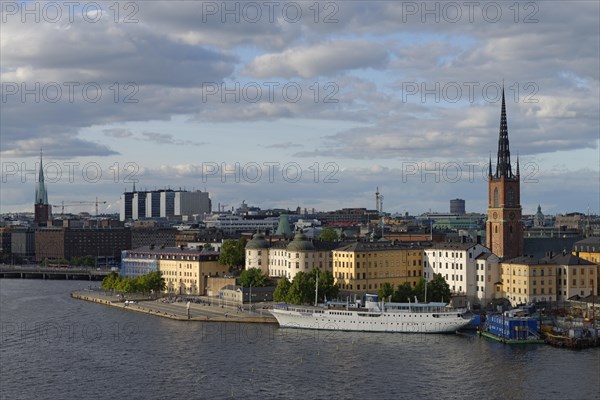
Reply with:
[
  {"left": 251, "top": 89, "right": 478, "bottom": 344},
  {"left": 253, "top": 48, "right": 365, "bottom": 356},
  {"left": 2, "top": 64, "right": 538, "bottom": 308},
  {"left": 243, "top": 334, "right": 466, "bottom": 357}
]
[
  {"left": 34, "top": 149, "right": 51, "bottom": 227},
  {"left": 495, "top": 87, "right": 513, "bottom": 179},
  {"left": 487, "top": 84, "right": 523, "bottom": 260},
  {"left": 35, "top": 149, "right": 48, "bottom": 205}
]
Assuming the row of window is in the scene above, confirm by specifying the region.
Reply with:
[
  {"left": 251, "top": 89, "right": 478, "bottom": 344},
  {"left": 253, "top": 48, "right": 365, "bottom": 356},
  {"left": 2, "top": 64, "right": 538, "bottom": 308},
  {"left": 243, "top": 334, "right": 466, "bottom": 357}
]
[
  {"left": 337, "top": 282, "right": 418, "bottom": 291},
  {"left": 428, "top": 262, "right": 464, "bottom": 270},
  {"left": 558, "top": 268, "right": 595, "bottom": 276},
  {"left": 335, "top": 270, "right": 421, "bottom": 280},
  {"left": 335, "top": 252, "right": 421, "bottom": 258},
  {"left": 426, "top": 251, "right": 473, "bottom": 259},
  {"left": 335, "top": 260, "right": 422, "bottom": 268},
  {"left": 511, "top": 287, "right": 553, "bottom": 295}
]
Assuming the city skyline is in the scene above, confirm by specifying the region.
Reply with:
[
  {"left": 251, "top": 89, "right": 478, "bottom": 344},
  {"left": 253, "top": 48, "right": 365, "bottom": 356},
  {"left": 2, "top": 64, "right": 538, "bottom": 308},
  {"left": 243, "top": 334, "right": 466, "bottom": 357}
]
[{"left": 1, "top": 1, "right": 599, "bottom": 215}]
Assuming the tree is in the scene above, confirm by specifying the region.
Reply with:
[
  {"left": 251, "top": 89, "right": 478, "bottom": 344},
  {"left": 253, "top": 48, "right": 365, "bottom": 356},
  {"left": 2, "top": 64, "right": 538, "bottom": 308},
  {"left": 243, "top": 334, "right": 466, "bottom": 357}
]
[
  {"left": 116, "top": 277, "right": 134, "bottom": 292},
  {"left": 101, "top": 272, "right": 121, "bottom": 290},
  {"left": 285, "top": 272, "right": 314, "bottom": 305},
  {"left": 280, "top": 269, "right": 339, "bottom": 305},
  {"left": 238, "top": 268, "right": 269, "bottom": 288},
  {"left": 377, "top": 282, "right": 394, "bottom": 302},
  {"left": 392, "top": 282, "right": 414, "bottom": 303},
  {"left": 318, "top": 228, "right": 339, "bottom": 242},
  {"left": 144, "top": 271, "right": 166, "bottom": 294},
  {"left": 273, "top": 277, "right": 291, "bottom": 302},
  {"left": 309, "top": 269, "right": 339, "bottom": 303},
  {"left": 426, "top": 273, "right": 452, "bottom": 303},
  {"left": 413, "top": 278, "right": 427, "bottom": 302},
  {"left": 219, "top": 238, "right": 247, "bottom": 271}
]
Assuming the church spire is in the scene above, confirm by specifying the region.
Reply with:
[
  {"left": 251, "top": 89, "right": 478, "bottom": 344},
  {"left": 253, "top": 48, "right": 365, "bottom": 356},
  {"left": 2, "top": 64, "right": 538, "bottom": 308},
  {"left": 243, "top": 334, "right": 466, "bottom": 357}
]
[
  {"left": 495, "top": 87, "right": 513, "bottom": 179},
  {"left": 35, "top": 149, "right": 48, "bottom": 205}
]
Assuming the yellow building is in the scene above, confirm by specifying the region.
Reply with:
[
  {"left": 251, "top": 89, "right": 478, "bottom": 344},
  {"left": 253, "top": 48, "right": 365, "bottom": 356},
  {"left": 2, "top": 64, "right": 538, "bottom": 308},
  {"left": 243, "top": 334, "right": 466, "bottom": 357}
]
[
  {"left": 573, "top": 237, "right": 600, "bottom": 263},
  {"left": 551, "top": 253, "right": 598, "bottom": 300},
  {"left": 332, "top": 242, "right": 423, "bottom": 293},
  {"left": 500, "top": 257, "right": 557, "bottom": 305},
  {"left": 573, "top": 237, "right": 600, "bottom": 291},
  {"left": 122, "top": 247, "right": 227, "bottom": 295}
]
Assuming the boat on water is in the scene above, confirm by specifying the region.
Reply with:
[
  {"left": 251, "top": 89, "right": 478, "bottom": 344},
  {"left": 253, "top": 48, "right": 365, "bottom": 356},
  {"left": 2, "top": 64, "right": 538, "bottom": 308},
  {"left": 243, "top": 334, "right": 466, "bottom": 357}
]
[
  {"left": 478, "top": 312, "right": 545, "bottom": 344},
  {"left": 270, "top": 294, "right": 471, "bottom": 333}
]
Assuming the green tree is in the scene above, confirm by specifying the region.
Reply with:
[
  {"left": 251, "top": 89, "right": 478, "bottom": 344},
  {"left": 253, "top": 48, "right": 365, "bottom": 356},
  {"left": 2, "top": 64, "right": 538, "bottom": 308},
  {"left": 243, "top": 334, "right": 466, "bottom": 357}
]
[
  {"left": 317, "top": 228, "right": 339, "bottom": 242},
  {"left": 285, "top": 272, "right": 314, "bottom": 305},
  {"left": 145, "top": 271, "right": 166, "bottom": 294},
  {"left": 377, "top": 282, "right": 394, "bottom": 302},
  {"left": 116, "top": 277, "right": 133, "bottom": 292},
  {"left": 426, "top": 273, "right": 452, "bottom": 303},
  {"left": 273, "top": 277, "right": 291, "bottom": 302},
  {"left": 392, "top": 282, "right": 414, "bottom": 303},
  {"left": 219, "top": 238, "right": 247, "bottom": 271},
  {"left": 413, "top": 278, "right": 427, "bottom": 302},
  {"left": 101, "top": 271, "right": 121, "bottom": 290},
  {"left": 238, "top": 268, "right": 269, "bottom": 288},
  {"left": 309, "top": 269, "right": 339, "bottom": 302}
]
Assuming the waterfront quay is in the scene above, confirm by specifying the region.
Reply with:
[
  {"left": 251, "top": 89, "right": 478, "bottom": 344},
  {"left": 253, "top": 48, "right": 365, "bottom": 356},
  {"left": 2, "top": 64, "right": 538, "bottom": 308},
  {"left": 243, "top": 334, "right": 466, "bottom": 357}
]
[
  {"left": 71, "top": 289, "right": 277, "bottom": 324},
  {"left": 0, "top": 265, "right": 109, "bottom": 281}
]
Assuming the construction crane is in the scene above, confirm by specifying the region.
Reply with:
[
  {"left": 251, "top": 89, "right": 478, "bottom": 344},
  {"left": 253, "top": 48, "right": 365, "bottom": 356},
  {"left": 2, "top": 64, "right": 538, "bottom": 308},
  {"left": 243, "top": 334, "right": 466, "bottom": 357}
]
[{"left": 52, "top": 198, "right": 107, "bottom": 217}]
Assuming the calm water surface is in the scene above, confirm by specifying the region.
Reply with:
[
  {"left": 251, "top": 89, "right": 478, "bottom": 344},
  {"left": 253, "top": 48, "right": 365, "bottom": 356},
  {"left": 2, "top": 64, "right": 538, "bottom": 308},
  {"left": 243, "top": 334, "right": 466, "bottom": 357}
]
[{"left": 1, "top": 280, "right": 598, "bottom": 400}]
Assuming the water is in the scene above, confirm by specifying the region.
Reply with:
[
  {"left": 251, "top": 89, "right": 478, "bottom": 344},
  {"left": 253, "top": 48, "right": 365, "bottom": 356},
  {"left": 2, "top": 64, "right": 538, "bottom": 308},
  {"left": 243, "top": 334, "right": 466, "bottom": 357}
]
[{"left": 1, "top": 280, "right": 598, "bottom": 400}]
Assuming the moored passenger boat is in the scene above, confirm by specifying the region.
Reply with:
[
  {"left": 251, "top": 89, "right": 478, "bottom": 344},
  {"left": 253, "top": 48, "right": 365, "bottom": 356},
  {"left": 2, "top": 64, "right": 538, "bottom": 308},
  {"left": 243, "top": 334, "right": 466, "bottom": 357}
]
[{"left": 270, "top": 294, "right": 471, "bottom": 333}]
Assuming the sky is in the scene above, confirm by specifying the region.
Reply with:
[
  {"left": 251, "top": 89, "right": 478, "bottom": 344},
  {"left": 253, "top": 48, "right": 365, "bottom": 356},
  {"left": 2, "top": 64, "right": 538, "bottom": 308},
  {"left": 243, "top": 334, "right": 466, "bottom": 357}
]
[{"left": 1, "top": 1, "right": 599, "bottom": 216}]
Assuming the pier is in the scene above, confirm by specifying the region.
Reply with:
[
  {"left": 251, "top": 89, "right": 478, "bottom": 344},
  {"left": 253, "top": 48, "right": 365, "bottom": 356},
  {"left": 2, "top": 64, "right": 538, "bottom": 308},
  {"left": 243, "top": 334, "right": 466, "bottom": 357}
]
[
  {"left": 0, "top": 265, "right": 110, "bottom": 281},
  {"left": 71, "top": 290, "right": 278, "bottom": 323}
]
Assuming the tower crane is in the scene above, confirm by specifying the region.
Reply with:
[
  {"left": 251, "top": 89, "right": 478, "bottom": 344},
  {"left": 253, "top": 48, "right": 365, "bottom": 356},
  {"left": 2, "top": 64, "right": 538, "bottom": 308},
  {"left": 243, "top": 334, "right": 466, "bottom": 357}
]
[{"left": 52, "top": 198, "right": 107, "bottom": 217}]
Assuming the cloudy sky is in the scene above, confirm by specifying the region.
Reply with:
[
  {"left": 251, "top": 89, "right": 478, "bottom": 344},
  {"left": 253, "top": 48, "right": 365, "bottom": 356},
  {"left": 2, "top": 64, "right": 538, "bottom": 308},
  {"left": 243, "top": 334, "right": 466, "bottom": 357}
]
[{"left": 1, "top": 1, "right": 598, "bottom": 216}]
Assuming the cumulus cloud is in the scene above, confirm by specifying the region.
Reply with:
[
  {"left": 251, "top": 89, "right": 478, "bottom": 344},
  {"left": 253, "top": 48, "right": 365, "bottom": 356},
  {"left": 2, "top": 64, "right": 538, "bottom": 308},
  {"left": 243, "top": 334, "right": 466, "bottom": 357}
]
[
  {"left": 243, "top": 40, "right": 389, "bottom": 78},
  {"left": 1, "top": 1, "right": 598, "bottom": 213}
]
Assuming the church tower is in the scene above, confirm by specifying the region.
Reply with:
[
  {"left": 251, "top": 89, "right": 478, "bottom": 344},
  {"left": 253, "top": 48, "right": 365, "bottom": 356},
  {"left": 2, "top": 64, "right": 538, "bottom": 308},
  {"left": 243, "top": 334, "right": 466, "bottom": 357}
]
[
  {"left": 34, "top": 150, "right": 51, "bottom": 227},
  {"left": 486, "top": 89, "right": 523, "bottom": 260}
]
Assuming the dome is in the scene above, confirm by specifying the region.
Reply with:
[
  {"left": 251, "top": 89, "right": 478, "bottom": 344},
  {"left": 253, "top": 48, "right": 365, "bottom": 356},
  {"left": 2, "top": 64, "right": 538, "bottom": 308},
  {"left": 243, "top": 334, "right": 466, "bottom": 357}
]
[
  {"left": 536, "top": 205, "right": 544, "bottom": 219},
  {"left": 246, "top": 231, "right": 269, "bottom": 249},
  {"left": 286, "top": 231, "right": 315, "bottom": 252}
]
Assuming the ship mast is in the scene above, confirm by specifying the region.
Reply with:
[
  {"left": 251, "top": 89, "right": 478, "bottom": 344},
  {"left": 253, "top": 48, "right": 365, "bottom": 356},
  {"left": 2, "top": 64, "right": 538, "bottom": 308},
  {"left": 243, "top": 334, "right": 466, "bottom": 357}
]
[{"left": 314, "top": 270, "right": 319, "bottom": 307}]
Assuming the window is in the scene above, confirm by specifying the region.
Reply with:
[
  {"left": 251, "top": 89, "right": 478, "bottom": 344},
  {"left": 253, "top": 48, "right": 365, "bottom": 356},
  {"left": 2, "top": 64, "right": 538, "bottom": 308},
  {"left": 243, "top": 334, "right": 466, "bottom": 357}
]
[
  {"left": 508, "top": 187, "right": 514, "bottom": 206},
  {"left": 493, "top": 188, "right": 499, "bottom": 207}
]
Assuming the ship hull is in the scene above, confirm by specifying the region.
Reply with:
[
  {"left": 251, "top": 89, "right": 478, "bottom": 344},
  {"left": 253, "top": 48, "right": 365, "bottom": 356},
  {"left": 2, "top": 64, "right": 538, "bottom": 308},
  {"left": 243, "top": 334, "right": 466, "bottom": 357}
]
[{"left": 270, "top": 307, "right": 470, "bottom": 333}]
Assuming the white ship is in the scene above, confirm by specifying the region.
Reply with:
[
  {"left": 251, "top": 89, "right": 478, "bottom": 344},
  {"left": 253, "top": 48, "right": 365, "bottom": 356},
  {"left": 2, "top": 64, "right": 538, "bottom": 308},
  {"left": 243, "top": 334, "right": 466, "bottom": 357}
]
[{"left": 270, "top": 294, "right": 471, "bottom": 333}]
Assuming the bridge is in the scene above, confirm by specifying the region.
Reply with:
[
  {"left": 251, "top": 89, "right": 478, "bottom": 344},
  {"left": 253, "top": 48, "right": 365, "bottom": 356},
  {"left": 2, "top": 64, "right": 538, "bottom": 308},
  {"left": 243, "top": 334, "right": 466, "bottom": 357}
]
[{"left": 0, "top": 265, "right": 112, "bottom": 281}]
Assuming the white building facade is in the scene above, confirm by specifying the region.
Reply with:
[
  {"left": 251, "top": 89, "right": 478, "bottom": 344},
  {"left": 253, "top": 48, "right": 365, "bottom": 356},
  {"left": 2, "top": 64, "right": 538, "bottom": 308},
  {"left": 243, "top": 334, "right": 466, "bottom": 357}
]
[
  {"left": 245, "top": 231, "right": 334, "bottom": 281},
  {"left": 423, "top": 242, "right": 492, "bottom": 304}
]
